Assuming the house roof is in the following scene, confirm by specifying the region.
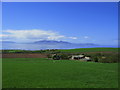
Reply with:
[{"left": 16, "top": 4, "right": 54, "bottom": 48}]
[{"left": 72, "top": 55, "right": 84, "bottom": 57}]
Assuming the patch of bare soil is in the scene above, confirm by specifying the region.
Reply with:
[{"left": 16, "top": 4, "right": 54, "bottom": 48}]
[
  {"left": 2, "top": 53, "right": 48, "bottom": 58},
  {"left": 1, "top": 51, "right": 118, "bottom": 58}
]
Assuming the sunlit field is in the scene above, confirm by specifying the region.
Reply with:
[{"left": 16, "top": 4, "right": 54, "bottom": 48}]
[{"left": 3, "top": 58, "right": 118, "bottom": 88}]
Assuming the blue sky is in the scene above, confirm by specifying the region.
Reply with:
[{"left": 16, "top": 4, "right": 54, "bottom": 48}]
[{"left": 2, "top": 2, "right": 118, "bottom": 45}]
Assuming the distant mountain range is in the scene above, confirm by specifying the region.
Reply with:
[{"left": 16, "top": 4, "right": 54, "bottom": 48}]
[
  {"left": 1, "top": 40, "right": 98, "bottom": 46},
  {"left": 1, "top": 40, "right": 117, "bottom": 50},
  {"left": 1, "top": 41, "right": 16, "bottom": 43},
  {"left": 33, "top": 40, "right": 98, "bottom": 46},
  {"left": 34, "top": 40, "right": 71, "bottom": 44}
]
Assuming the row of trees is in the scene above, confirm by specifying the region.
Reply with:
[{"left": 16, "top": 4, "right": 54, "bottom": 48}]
[{"left": 2, "top": 49, "right": 60, "bottom": 54}]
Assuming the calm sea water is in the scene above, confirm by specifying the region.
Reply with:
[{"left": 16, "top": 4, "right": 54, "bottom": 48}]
[{"left": 1, "top": 43, "right": 118, "bottom": 50}]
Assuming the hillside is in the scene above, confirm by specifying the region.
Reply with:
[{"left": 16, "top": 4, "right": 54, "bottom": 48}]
[{"left": 58, "top": 48, "right": 119, "bottom": 53}]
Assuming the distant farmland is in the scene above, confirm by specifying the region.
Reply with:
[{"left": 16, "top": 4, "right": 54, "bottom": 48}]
[{"left": 58, "top": 48, "right": 118, "bottom": 53}]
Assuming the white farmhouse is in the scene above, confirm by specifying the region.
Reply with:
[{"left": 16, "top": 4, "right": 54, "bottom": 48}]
[
  {"left": 71, "top": 55, "right": 91, "bottom": 61},
  {"left": 71, "top": 55, "right": 85, "bottom": 60}
]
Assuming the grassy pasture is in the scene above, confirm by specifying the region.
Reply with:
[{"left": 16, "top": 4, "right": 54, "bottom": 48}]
[
  {"left": 3, "top": 58, "right": 118, "bottom": 88},
  {"left": 58, "top": 48, "right": 119, "bottom": 53}
]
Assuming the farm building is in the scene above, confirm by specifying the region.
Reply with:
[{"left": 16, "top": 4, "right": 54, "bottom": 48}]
[
  {"left": 71, "top": 55, "right": 91, "bottom": 61},
  {"left": 71, "top": 55, "right": 85, "bottom": 60},
  {"left": 51, "top": 54, "right": 91, "bottom": 61},
  {"left": 81, "top": 56, "right": 91, "bottom": 61}
]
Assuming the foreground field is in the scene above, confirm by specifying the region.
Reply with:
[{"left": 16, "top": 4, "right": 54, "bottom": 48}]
[{"left": 3, "top": 58, "right": 118, "bottom": 88}]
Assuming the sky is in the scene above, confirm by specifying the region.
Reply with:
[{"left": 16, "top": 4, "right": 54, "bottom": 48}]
[{"left": 1, "top": 2, "right": 118, "bottom": 45}]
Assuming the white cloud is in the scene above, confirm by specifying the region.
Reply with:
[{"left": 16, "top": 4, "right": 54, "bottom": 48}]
[
  {"left": 2, "top": 29, "right": 78, "bottom": 42},
  {"left": 0, "top": 34, "right": 9, "bottom": 37},
  {"left": 113, "top": 39, "right": 119, "bottom": 43},
  {"left": 47, "top": 35, "right": 65, "bottom": 40},
  {"left": 84, "top": 36, "right": 89, "bottom": 39},
  {"left": 69, "top": 37, "right": 77, "bottom": 39}
]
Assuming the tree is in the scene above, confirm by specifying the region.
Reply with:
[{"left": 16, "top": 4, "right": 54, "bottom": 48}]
[{"left": 53, "top": 55, "right": 61, "bottom": 60}]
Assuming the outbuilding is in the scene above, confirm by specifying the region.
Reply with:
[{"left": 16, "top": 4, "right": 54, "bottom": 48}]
[
  {"left": 71, "top": 55, "right": 91, "bottom": 61},
  {"left": 71, "top": 55, "right": 85, "bottom": 60}
]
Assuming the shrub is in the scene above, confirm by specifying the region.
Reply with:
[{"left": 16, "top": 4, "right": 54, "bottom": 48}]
[
  {"left": 60, "top": 54, "right": 70, "bottom": 60},
  {"left": 97, "top": 54, "right": 118, "bottom": 63},
  {"left": 47, "top": 54, "right": 52, "bottom": 58},
  {"left": 93, "top": 57, "right": 99, "bottom": 62},
  {"left": 53, "top": 55, "right": 61, "bottom": 60}
]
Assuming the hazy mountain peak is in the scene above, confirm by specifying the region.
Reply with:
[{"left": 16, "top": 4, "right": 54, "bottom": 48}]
[
  {"left": 1, "top": 41, "right": 15, "bottom": 43},
  {"left": 34, "top": 40, "right": 71, "bottom": 44}
]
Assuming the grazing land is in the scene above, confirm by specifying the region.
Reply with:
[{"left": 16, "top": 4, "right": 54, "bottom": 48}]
[
  {"left": 3, "top": 58, "right": 118, "bottom": 88},
  {"left": 58, "top": 48, "right": 118, "bottom": 53}
]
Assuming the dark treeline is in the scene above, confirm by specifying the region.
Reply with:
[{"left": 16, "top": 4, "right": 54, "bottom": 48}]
[{"left": 2, "top": 49, "right": 60, "bottom": 54}]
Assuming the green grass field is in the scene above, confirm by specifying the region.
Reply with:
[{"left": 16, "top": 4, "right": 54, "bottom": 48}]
[
  {"left": 58, "top": 48, "right": 119, "bottom": 53},
  {"left": 3, "top": 58, "right": 118, "bottom": 88}
]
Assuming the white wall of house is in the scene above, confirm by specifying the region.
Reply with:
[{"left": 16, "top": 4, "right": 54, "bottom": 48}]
[
  {"left": 71, "top": 55, "right": 91, "bottom": 61},
  {"left": 71, "top": 55, "right": 84, "bottom": 60}
]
